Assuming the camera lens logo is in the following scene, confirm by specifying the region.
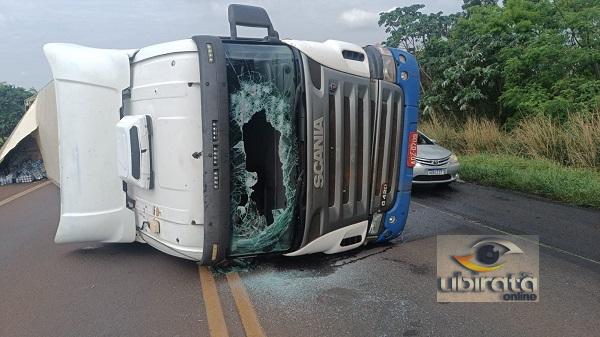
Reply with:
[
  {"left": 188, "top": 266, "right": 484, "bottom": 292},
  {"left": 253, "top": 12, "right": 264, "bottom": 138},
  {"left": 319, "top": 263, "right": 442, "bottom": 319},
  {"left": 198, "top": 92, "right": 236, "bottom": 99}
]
[
  {"left": 453, "top": 239, "right": 523, "bottom": 272},
  {"left": 437, "top": 235, "right": 539, "bottom": 302}
]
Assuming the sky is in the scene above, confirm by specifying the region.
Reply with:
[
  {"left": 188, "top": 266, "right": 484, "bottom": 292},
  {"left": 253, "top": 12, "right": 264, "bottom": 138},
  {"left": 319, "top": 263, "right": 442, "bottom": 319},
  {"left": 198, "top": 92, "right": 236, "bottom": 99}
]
[{"left": 0, "top": 0, "right": 463, "bottom": 89}]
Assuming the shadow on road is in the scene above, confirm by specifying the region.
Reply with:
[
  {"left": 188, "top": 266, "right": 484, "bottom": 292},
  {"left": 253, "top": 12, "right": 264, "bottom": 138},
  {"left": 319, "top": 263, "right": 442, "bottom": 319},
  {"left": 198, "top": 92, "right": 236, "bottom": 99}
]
[
  {"left": 64, "top": 242, "right": 198, "bottom": 268},
  {"left": 225, "top": 241, "right": 397, "bottom": 278},
  {"left": 411, "top": 183, "right": 460, "bottom": 200}
]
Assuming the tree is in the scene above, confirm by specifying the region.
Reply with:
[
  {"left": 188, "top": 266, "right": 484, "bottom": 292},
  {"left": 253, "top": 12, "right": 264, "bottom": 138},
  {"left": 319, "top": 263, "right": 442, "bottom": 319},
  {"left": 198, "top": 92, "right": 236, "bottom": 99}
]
[
  {"left": 444, "top": 3, "right": 508, "bottom": 118},
  {"left": 500, "top": 0, "right": 600, "bottom": 121},
  {"left": 379, "top": 2, "right": 503, "bottom": 118},
  {"left": 379, "top": 0, "right": 600, "bottom": 124},
  {"left": 462, "top": 0, "right": 499, "bottom": 11},
  {"left": 0, "top": 83, "right": 36, "bottom": 146},
  {"left": 378, "top": 5, "right": 461, "bottom": 114},
  {"left": 378, "top": 5, "right": 458, "bottom": 53}
]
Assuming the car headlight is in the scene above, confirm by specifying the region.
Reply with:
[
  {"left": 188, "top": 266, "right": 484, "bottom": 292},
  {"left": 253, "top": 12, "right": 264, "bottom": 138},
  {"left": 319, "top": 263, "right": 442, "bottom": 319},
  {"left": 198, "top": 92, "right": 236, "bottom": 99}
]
[{"left": 450, "top": 154, "right": 459, "bottom": 163}]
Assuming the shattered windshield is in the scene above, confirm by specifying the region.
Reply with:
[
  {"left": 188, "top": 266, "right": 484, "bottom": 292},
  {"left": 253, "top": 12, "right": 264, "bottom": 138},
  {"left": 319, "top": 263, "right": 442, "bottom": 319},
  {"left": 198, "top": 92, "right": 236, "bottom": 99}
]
[{"left": 224, "top": 43, "right": 300, "bottom": 256}]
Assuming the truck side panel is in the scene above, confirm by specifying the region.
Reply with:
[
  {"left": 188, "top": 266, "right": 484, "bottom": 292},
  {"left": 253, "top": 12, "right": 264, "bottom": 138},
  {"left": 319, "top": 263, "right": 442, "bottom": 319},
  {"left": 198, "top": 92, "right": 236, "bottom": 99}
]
[
  {"left": 378, "top": 48, "right": 420, "bottom": 242},
  {"left": 44, "top": 43, "right": 136, "bottom": 243}
]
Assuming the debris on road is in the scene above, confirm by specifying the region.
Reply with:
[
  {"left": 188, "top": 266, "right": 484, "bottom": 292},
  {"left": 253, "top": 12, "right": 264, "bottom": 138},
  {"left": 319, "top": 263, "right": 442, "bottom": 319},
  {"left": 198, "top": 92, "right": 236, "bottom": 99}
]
[
  {"left": 0, "top": 137, "right": 47, "bottom": 186},
  {"left": 0, "top": 159, "right": 47, "bottom": 185}
]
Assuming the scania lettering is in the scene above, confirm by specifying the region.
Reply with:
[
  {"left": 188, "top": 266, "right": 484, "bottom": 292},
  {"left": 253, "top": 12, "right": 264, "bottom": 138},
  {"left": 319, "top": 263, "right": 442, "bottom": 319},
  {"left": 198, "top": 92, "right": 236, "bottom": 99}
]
[{"left": 313, "top": 117, "right": 325, "bottom": 188}]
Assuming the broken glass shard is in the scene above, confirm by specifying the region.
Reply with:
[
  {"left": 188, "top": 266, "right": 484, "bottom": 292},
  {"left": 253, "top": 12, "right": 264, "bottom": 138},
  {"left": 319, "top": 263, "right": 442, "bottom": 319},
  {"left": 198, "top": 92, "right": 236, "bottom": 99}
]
[{"left": 224, "top": 43, "right": 299, "bottom": 255}]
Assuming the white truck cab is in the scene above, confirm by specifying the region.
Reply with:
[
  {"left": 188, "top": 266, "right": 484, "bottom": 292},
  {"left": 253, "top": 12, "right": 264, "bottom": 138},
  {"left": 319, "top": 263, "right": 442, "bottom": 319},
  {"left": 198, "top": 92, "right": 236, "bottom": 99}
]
[{"left": 44, "top": 5, "right": 420, "bottom": 264}]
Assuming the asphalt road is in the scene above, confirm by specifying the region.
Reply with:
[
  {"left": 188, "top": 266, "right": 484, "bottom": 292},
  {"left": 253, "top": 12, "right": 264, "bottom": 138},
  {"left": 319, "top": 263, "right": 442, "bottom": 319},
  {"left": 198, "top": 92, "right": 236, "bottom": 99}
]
[{"left": 1, "top": 181, "right": 599, "bottom": 337}]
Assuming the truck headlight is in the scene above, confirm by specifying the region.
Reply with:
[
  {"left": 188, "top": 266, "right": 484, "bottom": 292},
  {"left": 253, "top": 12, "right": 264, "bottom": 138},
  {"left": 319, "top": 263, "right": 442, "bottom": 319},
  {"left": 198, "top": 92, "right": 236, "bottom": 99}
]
[
  {"left": 376, "top": 46, "right": 396, "bottom": 83},
  {"left": 450, "top": 154, "right": 459, "bottom": 163}
]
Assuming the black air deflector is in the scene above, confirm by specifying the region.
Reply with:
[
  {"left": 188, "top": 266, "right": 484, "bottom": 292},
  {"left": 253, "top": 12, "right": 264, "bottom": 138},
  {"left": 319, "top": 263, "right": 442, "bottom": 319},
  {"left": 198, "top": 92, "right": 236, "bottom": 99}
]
[
  {"left": 192, "top": 36, "right": 231, "bottom": 265},
  {"left": 363, "top": 45, "right": 383, "bottom": 80}
]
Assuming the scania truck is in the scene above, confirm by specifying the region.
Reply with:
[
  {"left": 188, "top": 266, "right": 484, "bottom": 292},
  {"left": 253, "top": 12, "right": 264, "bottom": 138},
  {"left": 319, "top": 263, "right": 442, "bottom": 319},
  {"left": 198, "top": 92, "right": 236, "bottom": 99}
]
[{"left": 43, "top": 4, "right": 420, "bottom": 264}]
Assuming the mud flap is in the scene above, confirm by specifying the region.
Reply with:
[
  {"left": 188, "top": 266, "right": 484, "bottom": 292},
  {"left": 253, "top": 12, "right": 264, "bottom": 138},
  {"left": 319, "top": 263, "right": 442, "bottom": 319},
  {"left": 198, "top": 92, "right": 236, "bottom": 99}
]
[{"left": 44, "top": 43, "right": 136, "bottom": 243}]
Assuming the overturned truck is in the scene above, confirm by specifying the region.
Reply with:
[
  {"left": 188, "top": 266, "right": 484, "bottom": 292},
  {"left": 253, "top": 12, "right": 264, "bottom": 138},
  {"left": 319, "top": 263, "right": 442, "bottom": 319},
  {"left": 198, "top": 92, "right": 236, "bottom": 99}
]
[{"left": 42, "top": 5, "right": 420, "bottom": 264}]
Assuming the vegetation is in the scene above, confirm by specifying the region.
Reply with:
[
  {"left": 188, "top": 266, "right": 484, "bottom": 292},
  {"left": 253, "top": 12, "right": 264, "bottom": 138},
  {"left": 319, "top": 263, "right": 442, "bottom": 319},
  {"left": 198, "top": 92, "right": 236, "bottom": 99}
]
[
  {"left": 379, "top": 0, "right": 600, "bottom": 124},
  {"left": 381, "top": 0, "right": 600, "bottom": 205},
  {"left": 420, "top": 112, "right": 600, "bottom": 169},
  {"left": 0, "top": 83, "right": 36, "bottom": 148},
  {"left": 420, "top": 113, "right": 600, "bottom": 206},
  {"left": 460, "top": 153, "right": 600, "bottom": 208}
]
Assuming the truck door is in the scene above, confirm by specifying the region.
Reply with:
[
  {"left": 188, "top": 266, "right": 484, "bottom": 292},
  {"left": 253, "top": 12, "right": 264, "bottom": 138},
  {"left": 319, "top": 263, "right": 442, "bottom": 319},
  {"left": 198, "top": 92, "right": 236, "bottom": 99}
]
[{"left": 44, "top": 43, "right": 136, "bottom": 243}]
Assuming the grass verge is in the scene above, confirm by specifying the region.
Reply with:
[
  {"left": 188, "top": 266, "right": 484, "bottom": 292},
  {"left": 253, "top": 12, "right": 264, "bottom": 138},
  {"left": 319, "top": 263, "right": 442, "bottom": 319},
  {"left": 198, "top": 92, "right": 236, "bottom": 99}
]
[{"left": 460, "top": 153, "right": 600, "bottom": 208}]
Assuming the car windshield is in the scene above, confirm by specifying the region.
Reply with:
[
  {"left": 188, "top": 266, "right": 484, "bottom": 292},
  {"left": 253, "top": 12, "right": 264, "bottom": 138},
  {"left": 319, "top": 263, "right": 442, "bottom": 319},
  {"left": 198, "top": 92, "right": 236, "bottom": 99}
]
[
  {"left": 417, "top": 132, "right": 434, "bottom": 145},
  {"left": 224, "top": 42, "right": 300, "bottom": 256}
]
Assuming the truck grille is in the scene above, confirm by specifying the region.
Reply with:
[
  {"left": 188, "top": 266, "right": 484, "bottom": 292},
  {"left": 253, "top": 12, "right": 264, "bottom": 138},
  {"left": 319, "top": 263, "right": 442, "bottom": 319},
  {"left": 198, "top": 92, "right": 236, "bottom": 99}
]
[
  {"left": 302, "top": 57, "right": 404, "bottom": 245},
  {"left": 369, "top": 82, "right": 403, "bottom": 214}
]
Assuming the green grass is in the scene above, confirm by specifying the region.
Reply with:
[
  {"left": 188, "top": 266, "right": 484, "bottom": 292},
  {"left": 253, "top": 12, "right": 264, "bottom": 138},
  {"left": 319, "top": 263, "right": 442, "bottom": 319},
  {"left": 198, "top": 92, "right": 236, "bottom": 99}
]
[{"left": 460, "top": 153, "right": 600, "bottom": 208}]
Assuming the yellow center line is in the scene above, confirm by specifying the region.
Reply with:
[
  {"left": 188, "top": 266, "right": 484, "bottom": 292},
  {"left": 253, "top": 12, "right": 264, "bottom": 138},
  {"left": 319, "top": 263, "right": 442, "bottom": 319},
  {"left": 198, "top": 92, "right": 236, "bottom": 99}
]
[
  {"left": 226, "top": 272, "right": 266, "bottom": 337},
  {"left": 0, "top": 180, "right": 52, "bottom": 208},
  {"left": 198, "top": 266, "right": 229, "bottom": 337}
]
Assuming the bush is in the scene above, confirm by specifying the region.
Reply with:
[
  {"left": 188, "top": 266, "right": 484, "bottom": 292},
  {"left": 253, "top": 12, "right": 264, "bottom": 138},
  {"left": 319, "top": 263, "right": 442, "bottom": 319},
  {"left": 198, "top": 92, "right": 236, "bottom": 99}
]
[
  {"left": 564, "top": 113, "right": 600, "bottom": 168},
  {"left": 0, "top": 83, "right": 36, "bottom": 142},
  {"left": 513, "top": 115, "right": 568, "bottom": 164},
  {"left": 462, "top": 117, "right": 507, "bottom": 154},
  {"left": 419, "top": 112, "right": 464, "bottom": 152},
  {"left": 460, "top": 154, "right": 600, "bottom": 208},
  {"left": 419, "top": 111, "right": 600, "bottom": 170}
]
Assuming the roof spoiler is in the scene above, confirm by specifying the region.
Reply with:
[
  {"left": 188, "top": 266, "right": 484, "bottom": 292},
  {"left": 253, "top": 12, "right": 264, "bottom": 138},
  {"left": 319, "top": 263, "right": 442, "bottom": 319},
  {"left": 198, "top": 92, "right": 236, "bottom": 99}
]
[{"left": 228, "top": 4, "right": 279, "bottom": 41}]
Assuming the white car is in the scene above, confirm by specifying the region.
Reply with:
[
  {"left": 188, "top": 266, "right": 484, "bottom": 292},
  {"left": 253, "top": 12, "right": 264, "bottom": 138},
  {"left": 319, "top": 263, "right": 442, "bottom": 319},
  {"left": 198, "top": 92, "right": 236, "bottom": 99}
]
[{"left": 412, "top": 131, "right": 459, "bottom": 185}]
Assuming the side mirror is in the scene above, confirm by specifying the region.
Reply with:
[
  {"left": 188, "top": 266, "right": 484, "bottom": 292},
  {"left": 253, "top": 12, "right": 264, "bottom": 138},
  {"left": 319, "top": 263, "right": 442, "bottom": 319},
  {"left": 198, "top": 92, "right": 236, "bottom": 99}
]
[{"left": 430, "top": 139, "right": 436, "bottom": 143}]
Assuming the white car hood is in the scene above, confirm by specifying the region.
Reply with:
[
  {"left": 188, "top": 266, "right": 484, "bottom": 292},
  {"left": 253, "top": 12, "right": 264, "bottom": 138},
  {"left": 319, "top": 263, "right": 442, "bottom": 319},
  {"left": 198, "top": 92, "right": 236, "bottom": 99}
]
[{"left": 417, "top": 144, "right": 452, "bottom": 160}]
